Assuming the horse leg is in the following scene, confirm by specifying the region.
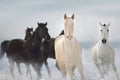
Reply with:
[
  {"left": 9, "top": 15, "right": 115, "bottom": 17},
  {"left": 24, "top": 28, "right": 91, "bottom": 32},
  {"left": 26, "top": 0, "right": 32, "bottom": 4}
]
[
  {"left": 102, "top": 63, "right": 110, "bottom": 80},
  {"left": 32, "top": 63, "right": 42, "bottom": 80},
  {"left": 66, "top": 65, "right": 76, "bottom": 80},
  {"left": 26, "top": 64, "right": 32, "bottom": 80},
  {"left": 112, "top": 62, "right": 120, "bottom": 80},
  {"left": 77, "top": 62, "right": 86, "bottom": 80},
  {"left": 44, "top": 60, "right": 51, "bottom": 76},
  {"left": 8, "top": 59, "right": 15, "bottom": 79},
  {"left": 57, "top": 60, "right": 67, "bottom": 79},
  {"left": 16, "top": 63, "right": 22, "bottom": 75},
  {"left": 95, "top": 63, "right": 105, "bottom": 80},
  {"left": 55, "top": 62, "right": 60, "bottom": 70}
]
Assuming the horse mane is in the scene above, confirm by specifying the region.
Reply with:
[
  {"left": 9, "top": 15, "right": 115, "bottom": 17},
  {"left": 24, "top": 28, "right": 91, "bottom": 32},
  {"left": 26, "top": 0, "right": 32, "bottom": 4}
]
[{"left": 59, "top": 30, "right": 64, "bottom": 36}]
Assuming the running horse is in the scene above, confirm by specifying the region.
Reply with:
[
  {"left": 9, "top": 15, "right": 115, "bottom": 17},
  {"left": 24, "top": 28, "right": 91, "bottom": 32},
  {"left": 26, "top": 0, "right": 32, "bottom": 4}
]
[
  {"left": 0, "top": 27, "right": 33, "bottom": 75},
  {"left": 54, "top": 14, "right": 86, "bottom": 80},
  {"left": 0, "top": 27, "right": 33, "bottom": 59},
  {"left": 5, "top": 22, "right": 50, "bottom": 80},
  {"left": 91, "top": 22, "right": 119, "bottom": 80}
]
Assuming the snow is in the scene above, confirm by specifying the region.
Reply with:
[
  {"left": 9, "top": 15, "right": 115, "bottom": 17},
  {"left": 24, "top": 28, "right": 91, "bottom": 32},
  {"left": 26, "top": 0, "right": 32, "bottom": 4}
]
[{"left": 0, "top": 47, "right": 120, "bottom": 80}]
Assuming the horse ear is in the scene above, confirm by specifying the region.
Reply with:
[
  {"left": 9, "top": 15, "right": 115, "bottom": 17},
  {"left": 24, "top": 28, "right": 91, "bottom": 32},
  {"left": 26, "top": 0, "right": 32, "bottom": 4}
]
[
  {"left": 64, "top": 14, "right": 67, "bottom": 19},
  {"left": 45, "top": 22, "right": 47, "bottom": 25},
  {"left": 72, "top": 14, "right": 74, "bottom": 19}
]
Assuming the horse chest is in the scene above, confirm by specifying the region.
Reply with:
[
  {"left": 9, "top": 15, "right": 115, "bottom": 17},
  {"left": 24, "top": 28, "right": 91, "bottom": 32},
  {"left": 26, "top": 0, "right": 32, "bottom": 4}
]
[
  {"left": 96, "top": 43, "right": 114, "bottom": 63},
  {"left": 64, "top": 38, "right": 81, "bottom": 61}
]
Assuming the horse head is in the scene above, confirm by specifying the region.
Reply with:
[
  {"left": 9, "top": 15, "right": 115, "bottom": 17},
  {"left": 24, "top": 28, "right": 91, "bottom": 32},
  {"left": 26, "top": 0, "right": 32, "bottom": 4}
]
[
  {"left": 25, "top": 27, "right": 33, "bottom": 40},
  {"left": 36, "top": 22, "right": 50, "bottom": 40},
  {"left": 99, "top": 22, "right": 111, "bottom": 44},
  {"left": 64, "top": 14, "right": 74, "bottom": 40},
  {"left": 26, "top": 27, "right": 33, "bottom": 34}
]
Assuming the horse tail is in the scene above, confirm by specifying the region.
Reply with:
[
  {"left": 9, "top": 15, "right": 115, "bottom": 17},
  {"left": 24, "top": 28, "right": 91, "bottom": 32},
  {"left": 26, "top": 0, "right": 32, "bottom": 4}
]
[{"left": 0, "top": 40, "right": 9, "bottom": 59}]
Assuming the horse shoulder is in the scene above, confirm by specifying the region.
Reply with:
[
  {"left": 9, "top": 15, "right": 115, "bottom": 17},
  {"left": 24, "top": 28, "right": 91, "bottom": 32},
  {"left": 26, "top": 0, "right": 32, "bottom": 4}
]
[
  {"left": 55, "top": 35, "right": 65, "bottom": 61},
  {"left": 106, "top": 43, "right": 115, "bottom": 59},
  {"left": 91, "top": 43, "right": 100, "bottom": 62},
  {"left": 55, "top": 35, "right": 64, "bottom": 43},
  {"left": 73, "top": 38, "right": 82, "bottom": 52},
  {"left": 108, "top": 43, "right": 115, "bottom": 53}
]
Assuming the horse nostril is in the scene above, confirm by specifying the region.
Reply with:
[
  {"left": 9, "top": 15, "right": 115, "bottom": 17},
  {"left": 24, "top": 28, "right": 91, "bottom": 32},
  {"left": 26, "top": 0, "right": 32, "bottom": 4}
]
[{"left": 102, "top": 39, "right": 107, "bottom": 44}]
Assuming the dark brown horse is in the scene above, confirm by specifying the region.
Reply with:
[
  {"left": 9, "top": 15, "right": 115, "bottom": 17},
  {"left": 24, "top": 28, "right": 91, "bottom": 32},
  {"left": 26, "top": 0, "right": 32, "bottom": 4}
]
[
  {"left": 0, "top": 27, "right": 33, "bottom": 59},
  {"left": 2, "top": 22, "right": 50, "bottom": 80},
  {"left": 0, "top": 27, "right": 33, "bottom": 75},
  {"left": 15, "top": 27, "right": 33, "bottom": 75},
  {"left": 40, "top": 30, "right": 64, "bottom": 71},
  {"left": 24, "top": 27, "right": 33, "bottom": 40}
]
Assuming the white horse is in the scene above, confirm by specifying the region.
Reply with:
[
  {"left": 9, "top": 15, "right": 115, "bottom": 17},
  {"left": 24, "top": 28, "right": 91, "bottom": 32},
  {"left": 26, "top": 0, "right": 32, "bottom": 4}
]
[
  {"left": 55, "top": 14, "right": 86, "bottom": 80},
  {"left": 91, "top": 22, "right": 119, "bottom": 80}
]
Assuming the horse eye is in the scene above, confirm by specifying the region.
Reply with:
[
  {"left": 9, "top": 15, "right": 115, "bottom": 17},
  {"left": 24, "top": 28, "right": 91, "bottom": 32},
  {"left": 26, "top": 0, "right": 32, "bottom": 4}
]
[{"left": 107, "top": 30, "right": 109, "bottom": 32}]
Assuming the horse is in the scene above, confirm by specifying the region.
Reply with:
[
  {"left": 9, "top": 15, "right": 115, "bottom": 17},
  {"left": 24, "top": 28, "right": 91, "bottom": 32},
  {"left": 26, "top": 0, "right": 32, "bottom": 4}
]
[
  {"left": 0, "top": 27, "right": 33, "bottom": 75},
  {"left": 54, "top": 14, "right": 86, "bottom": 80},
  {"left": 15, "top": 27, "right": 33, "bottom": 76},
  {"left": 0, "top": 27, "right": 33, "bottom": 59},
  {"left": 6, "top": 22, "right": 50, "bottom": 80},
  {"left": 24, "top": 27, "right": 33, "bottom": 40},
  {"left": 91, "top": 22, "right": 119, "bottom": 80},
  {"left": 40, "top": 29, "right": 64, "bottom": 73}
]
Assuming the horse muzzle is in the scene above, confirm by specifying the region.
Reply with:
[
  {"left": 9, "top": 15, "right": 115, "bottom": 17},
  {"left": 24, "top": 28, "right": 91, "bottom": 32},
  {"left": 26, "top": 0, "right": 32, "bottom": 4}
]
[{"left": 102, "top": 39, "right": 107, "bottom": 44}]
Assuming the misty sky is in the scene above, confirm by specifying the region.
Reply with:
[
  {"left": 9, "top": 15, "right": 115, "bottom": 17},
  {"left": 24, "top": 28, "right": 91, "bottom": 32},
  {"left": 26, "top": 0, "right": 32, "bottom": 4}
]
[{"left": 0, "top": 0, "right": 120, "bottom": 43}]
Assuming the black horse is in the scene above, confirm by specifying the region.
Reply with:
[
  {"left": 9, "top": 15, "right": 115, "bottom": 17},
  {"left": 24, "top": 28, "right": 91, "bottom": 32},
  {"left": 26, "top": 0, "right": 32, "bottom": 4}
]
[
  {"left": 0, "top": 27, "right": 33, "bottom": 75},
  {"left": 0, "top": 27, "right": 33, "bottom": 60},
  {"left": 15, "top": 27, "right": 33, "bottom": 75},
  {"left": 24, "top": 27, "right": 33, "bottom": 40},
  {"left": 0, "top": 27, "right": 33, "bottom": 54},
  {"left": 1, "top": 22, "right": 50, "bottom": 80},
  {"left": 40, "top": 30, "right": 64, "bottom": 71}
]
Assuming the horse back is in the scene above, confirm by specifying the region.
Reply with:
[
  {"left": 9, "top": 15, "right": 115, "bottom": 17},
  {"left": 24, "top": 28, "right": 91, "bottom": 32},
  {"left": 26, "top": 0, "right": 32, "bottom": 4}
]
[{"left": 8, "top": 39, "right": 23, "bottom": 50}]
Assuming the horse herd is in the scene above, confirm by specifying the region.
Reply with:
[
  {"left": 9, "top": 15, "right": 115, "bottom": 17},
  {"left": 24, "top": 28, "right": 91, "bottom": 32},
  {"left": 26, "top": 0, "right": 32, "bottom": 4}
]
[{"left": 0, "top": 14, "right": 119, "bottom": 80}]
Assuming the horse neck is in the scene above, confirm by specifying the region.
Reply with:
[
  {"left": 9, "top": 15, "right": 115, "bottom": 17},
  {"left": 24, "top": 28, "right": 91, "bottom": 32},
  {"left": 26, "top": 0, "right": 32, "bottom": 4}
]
[
  {"left": 29, "top": 32, "right": 42, "bottom": 45},
  {"left": 24, "top": 33, "right": 31, "bottom": 40}
]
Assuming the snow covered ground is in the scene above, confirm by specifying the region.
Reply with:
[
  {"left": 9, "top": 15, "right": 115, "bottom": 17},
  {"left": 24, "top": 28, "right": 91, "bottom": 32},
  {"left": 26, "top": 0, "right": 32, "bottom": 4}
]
[{"left": 0, "top": 47, "right": 120, "bottom": 80}]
